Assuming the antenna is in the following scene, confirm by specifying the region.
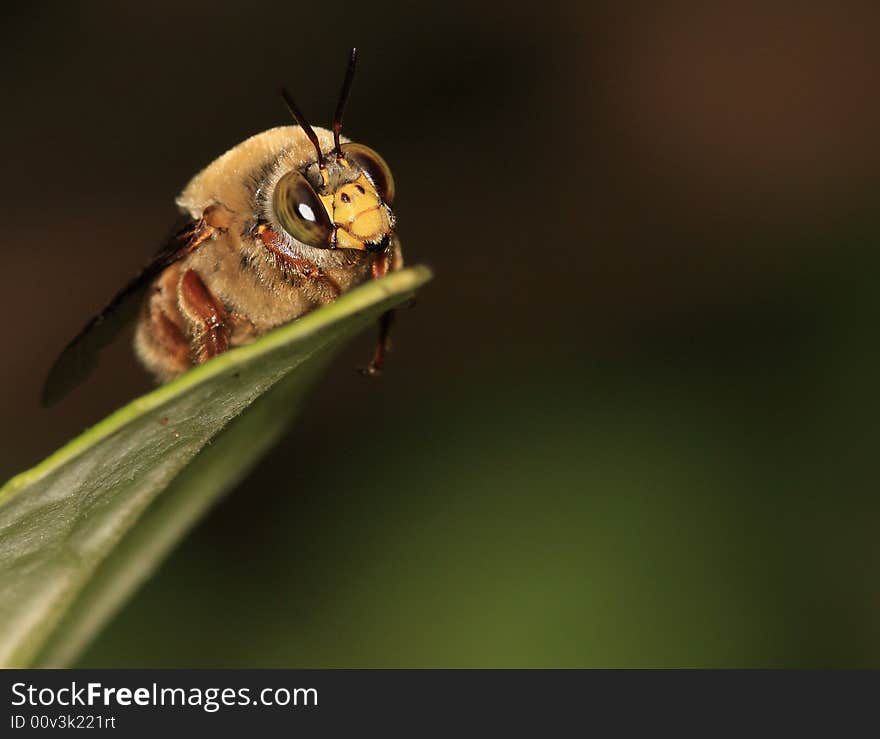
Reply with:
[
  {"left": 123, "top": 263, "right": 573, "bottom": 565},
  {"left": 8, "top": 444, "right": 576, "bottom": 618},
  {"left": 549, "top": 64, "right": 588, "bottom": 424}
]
[
  {"left": 333, "top": 47, "right": 359, "bottom": 160},
  {"left": 281, "top": 88, "right": 325, "bottom": 169}
]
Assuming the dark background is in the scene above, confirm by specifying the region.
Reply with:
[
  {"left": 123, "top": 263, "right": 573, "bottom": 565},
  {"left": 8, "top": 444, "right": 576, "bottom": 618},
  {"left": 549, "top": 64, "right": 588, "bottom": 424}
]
[{"left": 2, "top": 2, "right": 879, "bottom": 665}]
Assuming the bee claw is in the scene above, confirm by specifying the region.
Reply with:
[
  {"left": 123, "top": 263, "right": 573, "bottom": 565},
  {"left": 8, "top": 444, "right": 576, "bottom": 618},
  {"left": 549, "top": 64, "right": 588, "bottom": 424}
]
[{"left": 358, "top": 363, "right": 382, "bottom": 378}]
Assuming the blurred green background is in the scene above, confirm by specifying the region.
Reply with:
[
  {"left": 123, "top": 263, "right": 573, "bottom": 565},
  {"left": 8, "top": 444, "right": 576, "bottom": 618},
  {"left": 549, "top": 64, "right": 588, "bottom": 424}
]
[{"left": 2, "top": 2, "right": 879, "bottom": 666}]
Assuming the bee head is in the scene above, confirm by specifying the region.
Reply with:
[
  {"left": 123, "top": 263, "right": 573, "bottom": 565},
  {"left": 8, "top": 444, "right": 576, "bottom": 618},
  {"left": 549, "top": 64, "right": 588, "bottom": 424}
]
[{"left": 272, "top": 49, "right": 395, "bottom": 253}]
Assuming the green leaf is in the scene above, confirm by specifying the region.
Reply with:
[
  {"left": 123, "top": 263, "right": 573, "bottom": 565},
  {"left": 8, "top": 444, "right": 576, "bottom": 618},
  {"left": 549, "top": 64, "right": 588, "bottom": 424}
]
[{"left": 0, "top": 266, "right": 432, "bottom": 668}]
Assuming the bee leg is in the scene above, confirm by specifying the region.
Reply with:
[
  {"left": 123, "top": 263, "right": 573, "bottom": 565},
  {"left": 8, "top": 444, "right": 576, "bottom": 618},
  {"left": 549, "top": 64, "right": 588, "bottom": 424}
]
[
  {"left": 361, "top": 309, "right": 395, "bottom": 376},
  {"left": 134, "top": 264, "right": 193, "bottom": 382},
  {"left": 256, "top": 223, "right": 341, "bottom": 301},
  {"left": 178, "top": 269, "right": 230, "bottom": 363},
  {"left": 361, "top": 243, "right": 402, "bottom": 376}
]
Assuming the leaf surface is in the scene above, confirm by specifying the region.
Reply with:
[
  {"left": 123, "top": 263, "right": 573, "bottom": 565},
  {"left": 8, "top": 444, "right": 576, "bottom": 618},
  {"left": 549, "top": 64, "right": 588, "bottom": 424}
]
[{"left": 0, "top": 266, "right": 432, "bottom": 667}]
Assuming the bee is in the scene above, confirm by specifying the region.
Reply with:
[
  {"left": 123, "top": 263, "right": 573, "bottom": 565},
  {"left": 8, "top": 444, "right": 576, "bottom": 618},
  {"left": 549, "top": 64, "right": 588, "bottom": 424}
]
[{"left": 42, "top": 48, "right": 402, "bottom": 406}]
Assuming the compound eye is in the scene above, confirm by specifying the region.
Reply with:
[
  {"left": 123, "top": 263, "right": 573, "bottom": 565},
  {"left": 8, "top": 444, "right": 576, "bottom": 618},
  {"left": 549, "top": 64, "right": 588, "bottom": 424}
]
[
  {"left": 341, "top": 143, "right": 396, "bottom": 204},
  {"left": 273, "top": 170, "right": 334, "bottom": 248}
]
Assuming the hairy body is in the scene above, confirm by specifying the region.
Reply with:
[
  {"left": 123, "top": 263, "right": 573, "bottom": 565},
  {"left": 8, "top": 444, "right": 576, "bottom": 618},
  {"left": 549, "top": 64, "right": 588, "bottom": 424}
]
[
  {"left": 42, "top": 49, "right": 403, "bottom": 406},
  {"left": 133, "top": 126, "right": 402, "bottom": 381}
]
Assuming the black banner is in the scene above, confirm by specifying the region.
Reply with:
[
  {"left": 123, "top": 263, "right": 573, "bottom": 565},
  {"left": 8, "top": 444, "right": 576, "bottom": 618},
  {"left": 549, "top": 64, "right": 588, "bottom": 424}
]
[{"left": 2, "top": 670, "right": 877, "bottom": 734}]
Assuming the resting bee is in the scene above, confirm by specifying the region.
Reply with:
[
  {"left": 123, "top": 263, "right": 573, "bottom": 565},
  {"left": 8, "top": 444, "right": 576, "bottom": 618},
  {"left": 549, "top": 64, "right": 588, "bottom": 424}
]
[{"left": 42, "top": 48, "right": 402, "bottom": 406}]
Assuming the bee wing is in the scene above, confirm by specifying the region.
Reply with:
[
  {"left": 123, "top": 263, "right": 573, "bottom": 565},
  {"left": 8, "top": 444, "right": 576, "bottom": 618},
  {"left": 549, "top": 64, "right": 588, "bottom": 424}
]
[{"left": 41, "top": 218, "right": 213, "bottom": 406}]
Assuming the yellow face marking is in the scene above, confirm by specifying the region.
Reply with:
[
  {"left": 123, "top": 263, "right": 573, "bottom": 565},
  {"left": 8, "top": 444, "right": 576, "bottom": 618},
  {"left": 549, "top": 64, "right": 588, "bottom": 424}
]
[
  {"left": 317, "top": 173, "right": 391, "bottom": 251},
  {"left": 335, "top": 229, "right": 367, "bottom": 250}
]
